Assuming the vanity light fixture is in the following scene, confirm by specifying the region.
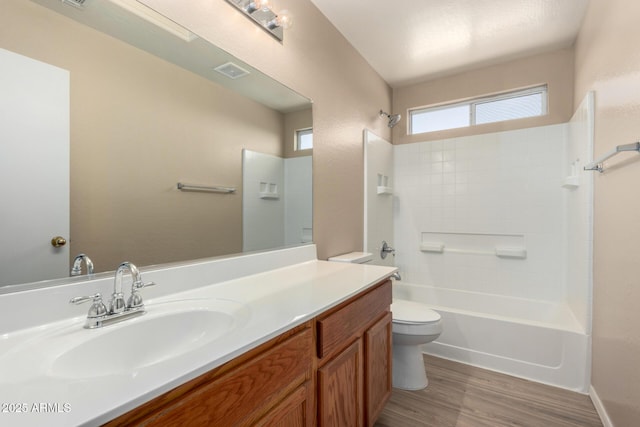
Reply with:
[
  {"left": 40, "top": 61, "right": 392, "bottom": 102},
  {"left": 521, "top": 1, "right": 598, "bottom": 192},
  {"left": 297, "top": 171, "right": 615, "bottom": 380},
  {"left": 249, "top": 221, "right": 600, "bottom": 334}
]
[
  {"left": 225, "top": 0, "right": 293, "bottom": 42},
  {"left": 107, "top": 0, "right": 198, "bottom": 42},
  {"left": 245, "top": 0, "right": 271, "bottom": 13}
]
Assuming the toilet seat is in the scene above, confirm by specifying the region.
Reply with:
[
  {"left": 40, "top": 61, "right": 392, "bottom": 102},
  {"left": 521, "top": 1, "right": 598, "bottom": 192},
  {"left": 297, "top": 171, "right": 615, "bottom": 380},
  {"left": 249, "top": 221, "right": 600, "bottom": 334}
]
[
  {"left": 392, "top": 299, "right": 441, "bottom": 324},
  {"left": 391, "top": 299, "right": 442, "bottom": 336}
]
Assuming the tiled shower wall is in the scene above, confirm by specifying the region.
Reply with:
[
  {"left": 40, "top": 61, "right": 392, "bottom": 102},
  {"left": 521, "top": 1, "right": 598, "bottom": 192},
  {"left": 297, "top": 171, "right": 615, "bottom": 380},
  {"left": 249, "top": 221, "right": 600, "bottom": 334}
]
[{"left": 393, "top": 124, "right": 569, "bottom": 302}]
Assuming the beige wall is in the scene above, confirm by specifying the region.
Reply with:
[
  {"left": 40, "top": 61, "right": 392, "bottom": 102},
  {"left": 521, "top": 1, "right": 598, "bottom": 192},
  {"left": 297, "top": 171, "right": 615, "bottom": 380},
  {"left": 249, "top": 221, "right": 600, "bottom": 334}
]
[
  {"left": 141, "top": 0, "right": 393, "bottom": 260},
  {"left": 392, "top": 48, "right": 575, "bottom": 144},
  {"left": 1, "top": 0, "right": 286, "bottom": 271},
  {"left": 574, "top": 0, "right": 640, "bottom": 425}
]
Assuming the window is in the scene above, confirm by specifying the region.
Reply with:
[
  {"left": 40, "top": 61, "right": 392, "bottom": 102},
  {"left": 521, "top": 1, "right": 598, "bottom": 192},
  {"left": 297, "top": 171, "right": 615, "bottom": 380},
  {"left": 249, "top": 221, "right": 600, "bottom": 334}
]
[
  {"left": 296, "top": 128, "right": 313, "bottom": 150},
  {"left": 409, "top": 85, "right": 547, "bottom": 135}
]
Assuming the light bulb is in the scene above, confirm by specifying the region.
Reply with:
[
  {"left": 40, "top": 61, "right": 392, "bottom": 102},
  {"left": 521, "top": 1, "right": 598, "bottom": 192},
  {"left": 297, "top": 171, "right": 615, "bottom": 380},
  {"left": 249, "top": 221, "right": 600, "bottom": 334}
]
[
  {"left": 245, "top": 0, "right": 271, "bottom": 13},
  {"left": 244, "top": 0, "right": 271, "bottom": 14},
  {"left": 256, "top": 0, "right": 271, "bottom": 11},
  {"left": 267, "top": 10, "right": 293, "bottom": 30},
  {"left": 277, "top": 9, "right": 293, "bottom": 29}
]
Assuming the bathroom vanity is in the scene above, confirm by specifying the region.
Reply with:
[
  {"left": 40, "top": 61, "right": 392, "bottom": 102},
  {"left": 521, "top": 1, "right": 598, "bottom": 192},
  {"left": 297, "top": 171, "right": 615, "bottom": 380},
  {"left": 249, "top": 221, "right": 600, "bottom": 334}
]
[
  {"left": 106, "top": 279, "right": 392, "bottom": 427},
  {"left": 0, "top": 245, "right": 395, "bottom": 427}
]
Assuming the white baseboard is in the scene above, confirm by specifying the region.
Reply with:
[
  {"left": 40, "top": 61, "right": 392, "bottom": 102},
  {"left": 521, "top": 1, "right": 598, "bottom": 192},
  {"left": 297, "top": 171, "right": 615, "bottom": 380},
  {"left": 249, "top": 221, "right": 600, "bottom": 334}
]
[{"left": 590, "top": 385, "right": 614, "bottom": 427}]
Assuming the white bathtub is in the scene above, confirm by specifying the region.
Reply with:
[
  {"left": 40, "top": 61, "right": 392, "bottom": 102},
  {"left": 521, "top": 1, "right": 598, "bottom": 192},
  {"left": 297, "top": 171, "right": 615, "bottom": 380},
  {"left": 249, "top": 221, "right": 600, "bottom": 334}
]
[{"left": 393, "top": 282, "right": 591, "bottom": 393}]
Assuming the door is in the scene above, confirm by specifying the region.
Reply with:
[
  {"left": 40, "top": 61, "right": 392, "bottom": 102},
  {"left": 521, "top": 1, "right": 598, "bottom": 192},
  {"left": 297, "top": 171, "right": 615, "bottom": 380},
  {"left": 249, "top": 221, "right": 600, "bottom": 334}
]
[
  {"left": 0, "top": 48, "right": 70, "bottom": 286},
  {"left": 317, "top": 340, "right": 363, "bottom": 427},
  {"left": 364, "top": 312, "right": 392, "bottom": 426},
  {"left": 363, "top": 130, "right": 394, "bottom": 266},
  {"left": 255, "top": 383, "right": 312, "bottom": 427}
]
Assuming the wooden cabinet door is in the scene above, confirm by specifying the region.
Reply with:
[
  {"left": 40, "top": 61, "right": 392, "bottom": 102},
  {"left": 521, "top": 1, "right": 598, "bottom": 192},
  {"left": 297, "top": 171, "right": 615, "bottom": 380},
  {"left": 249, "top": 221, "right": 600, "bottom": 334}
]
[
  {"left": 364, "top": 312, "right": 392, "bottom": 427},
  {"left": 255, "top": 383, "right": 312, "bottom": 427},
  {"left": 317, "top": 340, "right": 363, "bottom": 427}
]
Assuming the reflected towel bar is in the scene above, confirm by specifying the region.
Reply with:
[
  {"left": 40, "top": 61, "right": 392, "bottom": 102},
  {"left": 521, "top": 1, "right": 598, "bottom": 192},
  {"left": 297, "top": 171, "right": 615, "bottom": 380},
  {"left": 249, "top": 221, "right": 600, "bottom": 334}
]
[
  {"left": 584, "top": 142, "right": 640, "bottom": 173},
  {"left": 177, "top": 183, "right": 236, "bottom": 193}
]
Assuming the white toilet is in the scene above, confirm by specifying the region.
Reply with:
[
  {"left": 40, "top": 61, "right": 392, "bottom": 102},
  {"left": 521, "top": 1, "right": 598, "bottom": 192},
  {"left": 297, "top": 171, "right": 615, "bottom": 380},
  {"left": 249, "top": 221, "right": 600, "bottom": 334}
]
[
  {"left": 327, "top": 252, "right": 443, "bottom": 391},
  {"left": 391, "top": 298, "right": 442, "bottom": 390}
]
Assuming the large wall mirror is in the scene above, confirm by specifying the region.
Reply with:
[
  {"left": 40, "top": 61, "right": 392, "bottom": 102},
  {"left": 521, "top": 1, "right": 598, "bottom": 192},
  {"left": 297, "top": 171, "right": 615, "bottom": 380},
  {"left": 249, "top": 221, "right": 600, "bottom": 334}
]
[{"left": 0, "top": 0, "right": 313, "bottom": 290}]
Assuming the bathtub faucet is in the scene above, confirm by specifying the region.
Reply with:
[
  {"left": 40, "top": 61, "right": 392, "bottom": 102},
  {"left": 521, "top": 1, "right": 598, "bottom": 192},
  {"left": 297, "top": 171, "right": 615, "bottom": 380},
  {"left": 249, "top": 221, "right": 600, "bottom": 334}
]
[
  {"left": 380, "top": 241, "right": 396, "bottom": 259},
  {"left": 391, "top": 271, "right": 402, "bottom": 281}
]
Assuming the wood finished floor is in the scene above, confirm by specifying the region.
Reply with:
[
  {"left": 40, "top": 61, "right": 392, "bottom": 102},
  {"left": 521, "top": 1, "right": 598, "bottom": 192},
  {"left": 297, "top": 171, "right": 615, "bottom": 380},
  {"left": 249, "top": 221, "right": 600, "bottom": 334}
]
[{"left": 375, "top": 355, "right": 603, "bottom": 427}]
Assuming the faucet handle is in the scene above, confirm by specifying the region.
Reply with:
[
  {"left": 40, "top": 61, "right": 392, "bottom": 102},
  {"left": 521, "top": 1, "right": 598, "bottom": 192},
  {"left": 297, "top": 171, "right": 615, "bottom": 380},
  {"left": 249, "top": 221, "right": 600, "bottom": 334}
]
[
  {"left": 380, "top": 240, "right": 396, "bottom": 259},
  {"left": 128, "top": 281, "right": 156, "bottom": 309},
  {"left": 133, "top": 280, "right": 156, "bottom": 290},
  {"left": 70, "top": 293, "right": 108, "bottom": 318}
]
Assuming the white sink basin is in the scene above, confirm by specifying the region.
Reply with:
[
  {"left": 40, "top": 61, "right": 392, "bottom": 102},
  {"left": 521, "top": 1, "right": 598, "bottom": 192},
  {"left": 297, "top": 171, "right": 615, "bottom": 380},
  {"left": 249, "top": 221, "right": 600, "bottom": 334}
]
[
  {"left": 0, "top": 298, "right": 250, "bottom": 382},
  {"left": 52, "top": 309, "right": 235, "bottom": 379}
]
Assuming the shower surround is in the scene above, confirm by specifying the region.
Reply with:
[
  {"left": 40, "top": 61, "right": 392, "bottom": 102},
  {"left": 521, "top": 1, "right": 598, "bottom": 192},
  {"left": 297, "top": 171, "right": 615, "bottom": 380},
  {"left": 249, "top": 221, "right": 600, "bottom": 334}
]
[{"left": 392, "top": 95, "right": 594, "bottom": 391}]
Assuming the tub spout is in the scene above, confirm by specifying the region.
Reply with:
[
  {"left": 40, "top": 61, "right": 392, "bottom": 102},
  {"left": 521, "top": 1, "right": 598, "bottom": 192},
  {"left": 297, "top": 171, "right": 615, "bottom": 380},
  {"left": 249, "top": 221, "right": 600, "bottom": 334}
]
[{"left": 391, "top": 271, "right": 402, "bottom": 281}]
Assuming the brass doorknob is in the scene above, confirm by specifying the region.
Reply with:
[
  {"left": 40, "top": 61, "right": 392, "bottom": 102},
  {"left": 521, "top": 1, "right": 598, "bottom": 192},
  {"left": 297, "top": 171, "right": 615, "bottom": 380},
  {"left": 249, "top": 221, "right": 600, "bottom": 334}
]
[{"left": 51, "top": 236, "right": 67, "bottom": 247}]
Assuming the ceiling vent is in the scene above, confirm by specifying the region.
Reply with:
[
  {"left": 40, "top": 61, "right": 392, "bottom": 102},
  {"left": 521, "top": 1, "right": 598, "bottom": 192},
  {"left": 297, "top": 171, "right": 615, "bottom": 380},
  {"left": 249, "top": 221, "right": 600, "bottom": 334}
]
[{"left": 214, "top": 62, "right": 250, "bottom": 80}]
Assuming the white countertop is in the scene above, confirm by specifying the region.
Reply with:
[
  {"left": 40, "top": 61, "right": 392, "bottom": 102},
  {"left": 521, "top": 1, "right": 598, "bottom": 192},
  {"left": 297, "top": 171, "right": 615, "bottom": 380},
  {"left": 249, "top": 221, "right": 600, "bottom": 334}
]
[{"left": 0, "top": 256, "right": 395, "bottom": 427}]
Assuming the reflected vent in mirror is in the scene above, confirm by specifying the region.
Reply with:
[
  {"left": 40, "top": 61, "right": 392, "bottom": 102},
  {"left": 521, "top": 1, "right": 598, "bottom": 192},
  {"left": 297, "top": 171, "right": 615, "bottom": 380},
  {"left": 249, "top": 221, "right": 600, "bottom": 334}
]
[
  {"left": 61, "top": 0, "right": 87, "bottom": 9},
  {"left": 214, "top": 62, "right": 250, "bottom": 80}
]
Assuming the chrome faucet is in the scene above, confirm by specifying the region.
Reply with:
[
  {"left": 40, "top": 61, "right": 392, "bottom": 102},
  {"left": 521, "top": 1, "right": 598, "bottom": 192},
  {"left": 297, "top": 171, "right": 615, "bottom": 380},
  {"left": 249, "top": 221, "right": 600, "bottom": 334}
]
[
  {"left": 71, "top": 253, "right": 94, "bottom": 276},
  {"left": 113, "top": 261, "right": 154, "bottom": 311},
  {"left": 110, "top": 261, "right": 137, "bottom": 314},
  {"left": 391, "top": 271, "right": 402, "bottom": 281},
  {"left": 70, "top": 261, "right": 156, "bottom": 329}
]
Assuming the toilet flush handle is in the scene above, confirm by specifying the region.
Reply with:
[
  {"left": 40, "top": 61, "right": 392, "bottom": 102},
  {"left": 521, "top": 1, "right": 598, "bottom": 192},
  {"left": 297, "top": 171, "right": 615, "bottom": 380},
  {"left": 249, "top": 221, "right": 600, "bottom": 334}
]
[{"left": 380, "top": 241, "right": 395, "bottom": 259}]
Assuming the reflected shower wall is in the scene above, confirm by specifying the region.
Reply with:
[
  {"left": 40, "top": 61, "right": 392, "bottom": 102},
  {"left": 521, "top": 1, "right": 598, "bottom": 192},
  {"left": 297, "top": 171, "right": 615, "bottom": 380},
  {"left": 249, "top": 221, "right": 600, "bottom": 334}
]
[{"left": 242, "top": 150, "right": 312, "bottom": 252}]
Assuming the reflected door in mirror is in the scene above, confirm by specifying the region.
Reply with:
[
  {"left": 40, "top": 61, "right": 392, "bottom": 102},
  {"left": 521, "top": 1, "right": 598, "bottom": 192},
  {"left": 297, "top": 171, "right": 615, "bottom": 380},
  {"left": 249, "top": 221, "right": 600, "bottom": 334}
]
[{"left": 0, "top": 48, "right": 70, "bottom": 286}]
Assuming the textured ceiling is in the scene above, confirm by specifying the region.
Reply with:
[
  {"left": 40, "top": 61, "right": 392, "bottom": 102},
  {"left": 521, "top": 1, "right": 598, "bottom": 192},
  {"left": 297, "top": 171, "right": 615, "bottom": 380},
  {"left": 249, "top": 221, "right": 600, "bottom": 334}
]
[{"left": 310, "top": 0, "right": 590, "bottom": 87}]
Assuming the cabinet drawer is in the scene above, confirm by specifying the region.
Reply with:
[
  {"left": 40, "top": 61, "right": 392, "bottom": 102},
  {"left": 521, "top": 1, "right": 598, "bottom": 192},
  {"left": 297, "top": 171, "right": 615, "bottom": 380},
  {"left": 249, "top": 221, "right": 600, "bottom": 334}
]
[
  {"left": 317, "top": 280, "right": 391, "bottom": 359},
  {"left": 136, "top": 328, "right": 312, "bottom": 427}
]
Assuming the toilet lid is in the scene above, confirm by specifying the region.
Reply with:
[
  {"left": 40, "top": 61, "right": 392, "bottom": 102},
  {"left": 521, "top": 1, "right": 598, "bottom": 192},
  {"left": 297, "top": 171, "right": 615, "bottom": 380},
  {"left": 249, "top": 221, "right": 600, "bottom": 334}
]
[{"left": 392, "top": 299, "right": 441, "bottom": 324}]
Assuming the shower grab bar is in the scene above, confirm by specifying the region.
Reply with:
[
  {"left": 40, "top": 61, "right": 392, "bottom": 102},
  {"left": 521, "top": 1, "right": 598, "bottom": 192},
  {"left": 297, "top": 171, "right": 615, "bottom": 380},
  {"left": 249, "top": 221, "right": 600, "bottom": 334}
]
[
  {"left": 584, "top": 142, "right": 640, "bottom": 173},
  {"left": 177, "top": 182, "right": 236, "bottom": 193}
]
